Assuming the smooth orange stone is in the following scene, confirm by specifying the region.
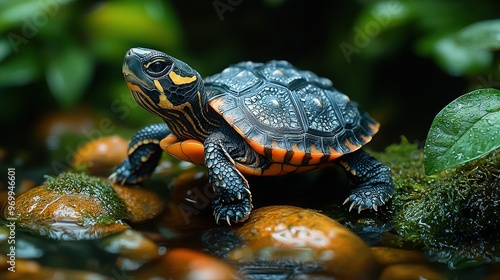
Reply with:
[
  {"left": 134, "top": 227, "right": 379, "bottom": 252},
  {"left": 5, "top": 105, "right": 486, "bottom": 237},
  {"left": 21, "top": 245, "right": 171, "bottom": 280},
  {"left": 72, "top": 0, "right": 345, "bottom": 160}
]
[
  {"left": 72, "top": 135, "right": 128, "bottom": 175},
  {"left": 379, "top": 264, "right": 444, "bottom": 280},
  {"left": 111, "top": 183, "right": 165, "bottom": 223},
  {"left": 161, "top": 248, "right": 240, "bottom": 280},
  {"left": 230, "top": 205, "right": 379, "bottom": 280},
  {"left": 371, "top": 247, "right": 428, "bottom": 266}
]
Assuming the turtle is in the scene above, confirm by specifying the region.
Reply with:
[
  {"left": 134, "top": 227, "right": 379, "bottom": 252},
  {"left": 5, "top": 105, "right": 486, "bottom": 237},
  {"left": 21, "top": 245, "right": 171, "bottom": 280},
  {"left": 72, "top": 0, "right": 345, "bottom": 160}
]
[{"left": 110, "top": 47, "right": 394, "bottom": 225}]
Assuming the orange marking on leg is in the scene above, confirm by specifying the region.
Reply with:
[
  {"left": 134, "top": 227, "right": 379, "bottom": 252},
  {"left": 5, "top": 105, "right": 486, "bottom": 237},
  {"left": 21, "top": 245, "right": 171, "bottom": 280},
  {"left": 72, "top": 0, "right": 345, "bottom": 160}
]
[{"left": 163, "top": 139, "right": 205, "bottom": 165}]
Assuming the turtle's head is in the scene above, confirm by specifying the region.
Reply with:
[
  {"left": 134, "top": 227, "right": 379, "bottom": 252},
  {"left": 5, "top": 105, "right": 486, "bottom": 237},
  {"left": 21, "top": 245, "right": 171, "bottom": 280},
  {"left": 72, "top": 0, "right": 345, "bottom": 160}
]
[{"left": 122, "top": 47, "right": 205, "bottom": 119}]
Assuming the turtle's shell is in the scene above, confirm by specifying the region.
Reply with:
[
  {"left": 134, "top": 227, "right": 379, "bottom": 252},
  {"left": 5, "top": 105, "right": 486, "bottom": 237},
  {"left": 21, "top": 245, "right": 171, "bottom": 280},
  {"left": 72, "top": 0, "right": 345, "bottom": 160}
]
[{"left": 205, "top": 60, "right": 379, "bottom": 166}]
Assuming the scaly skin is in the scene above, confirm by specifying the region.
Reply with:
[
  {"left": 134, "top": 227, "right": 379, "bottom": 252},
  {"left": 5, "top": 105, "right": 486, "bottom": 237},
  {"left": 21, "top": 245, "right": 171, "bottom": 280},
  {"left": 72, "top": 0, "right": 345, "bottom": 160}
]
[
  {"left": 109, "top": 123, "right": 169, "bottom": 185},
  {"left": 338, "top": 149, "right": 394, "bottom": 212},
  {"left": 204, "top": 131, "right": 253, "bottom": 224}
]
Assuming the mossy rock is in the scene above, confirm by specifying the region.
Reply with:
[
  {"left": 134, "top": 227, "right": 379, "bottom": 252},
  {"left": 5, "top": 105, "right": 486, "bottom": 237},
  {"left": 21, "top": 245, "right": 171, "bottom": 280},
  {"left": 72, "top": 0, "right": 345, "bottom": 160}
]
[{"left": 372, "top": 138, "right": 499, "bottom": 269}]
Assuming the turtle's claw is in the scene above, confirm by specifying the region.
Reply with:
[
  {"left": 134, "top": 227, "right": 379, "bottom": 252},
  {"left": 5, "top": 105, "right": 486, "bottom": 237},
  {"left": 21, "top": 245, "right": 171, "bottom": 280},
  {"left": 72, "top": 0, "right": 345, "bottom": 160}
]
[
  {"left": 212, "top": 196, "right": 252, "bottom": 225},
  {"left": 344, "top": 185, "right": 392, "bottom": 213}
]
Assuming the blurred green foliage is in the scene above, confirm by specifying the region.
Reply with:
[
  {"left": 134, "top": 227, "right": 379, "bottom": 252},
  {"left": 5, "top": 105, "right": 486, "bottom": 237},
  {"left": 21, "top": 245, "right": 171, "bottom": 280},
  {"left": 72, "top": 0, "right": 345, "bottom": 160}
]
[{"left": 0, "top": 0, "right": 499, "bottom": 168}]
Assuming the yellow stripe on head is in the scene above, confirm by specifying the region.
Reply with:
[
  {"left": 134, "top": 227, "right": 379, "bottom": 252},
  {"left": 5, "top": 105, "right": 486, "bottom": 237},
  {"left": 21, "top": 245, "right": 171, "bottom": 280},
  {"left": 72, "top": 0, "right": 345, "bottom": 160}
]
[
  {"left": 153, "top": 79, "right": 164, "bottom": 93},
  {"left": 169, "top": 71, "right": 197, "bottom": 85}
]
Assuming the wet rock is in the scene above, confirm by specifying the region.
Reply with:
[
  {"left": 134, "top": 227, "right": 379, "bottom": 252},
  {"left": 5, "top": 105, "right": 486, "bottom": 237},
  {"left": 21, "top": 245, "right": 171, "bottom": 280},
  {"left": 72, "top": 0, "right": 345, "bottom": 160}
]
[
  {"left": 165, "top": 169, "right": 215, "bottom": 227},
  {"left": 35, "top": 107, "right": 96, "bottom": 151},
  {"left": 112, "top": 183, "right": 165, "bottom": 223},
  {"left": 207, "top": 205, "right": 379, "bottom": 280},
  {"left": 160, "top": 248, "right": 240, "bottom": 280},
  {"left": 0, "top": 257, "right": 41, "bottom": 279},
  {"left": 99, "top": 229, "right": 160, "bottom": 261},
  {"left": 0, "top": 261, "right": 108, "bottom": 280},
  {"left": 379, "top": 264, "right": 444, "bottom": 280},
  {"left": 5, "top": 172, "right": 129, "bottom": 240},
  {"left": 371, "top": 247, "right": 428, "bottom": 266},
  {"left": 486, "top": 262, "right": 500, "bottom": 280},
  {"left": 72, "top": 135, "right": 128, "bottom": 175}
]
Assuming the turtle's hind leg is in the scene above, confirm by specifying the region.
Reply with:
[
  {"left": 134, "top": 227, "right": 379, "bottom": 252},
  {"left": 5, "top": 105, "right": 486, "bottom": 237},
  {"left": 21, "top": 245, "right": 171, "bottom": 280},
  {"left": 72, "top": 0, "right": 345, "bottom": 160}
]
[
  {"left": 109, "top": 123, "right": 170, "bottom": 185},
  {"left": 337, "top": 149, "right": 394, "bottom": 213}
]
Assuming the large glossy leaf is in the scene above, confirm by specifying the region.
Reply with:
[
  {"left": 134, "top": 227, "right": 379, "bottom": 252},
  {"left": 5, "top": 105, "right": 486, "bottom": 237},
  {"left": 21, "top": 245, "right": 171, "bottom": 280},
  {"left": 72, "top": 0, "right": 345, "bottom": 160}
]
[
  {"left": 424, "top": 88, "right": 500, "bottom": 175},
  {"left": 458, "top": 19, "right": 500, "bottom": 49}
]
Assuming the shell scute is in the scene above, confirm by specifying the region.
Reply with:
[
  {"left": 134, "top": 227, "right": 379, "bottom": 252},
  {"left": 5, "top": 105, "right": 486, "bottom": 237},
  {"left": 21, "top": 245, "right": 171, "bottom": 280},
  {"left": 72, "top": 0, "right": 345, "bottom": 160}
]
[{"left": 206, "top": 60, "right": 378, "bottom": 163}]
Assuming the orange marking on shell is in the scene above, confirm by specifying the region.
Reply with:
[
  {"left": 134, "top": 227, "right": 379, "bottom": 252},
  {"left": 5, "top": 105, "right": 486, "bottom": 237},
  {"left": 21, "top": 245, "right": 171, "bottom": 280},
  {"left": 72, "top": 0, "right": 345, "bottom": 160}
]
[
  {"left": 308, "top": 145, "right": 325, "bottom": 165},
  {"left": 208, "top": 98, "right": 226, "bottom": 112},
  {"left": 328, "top": 147, "right": 344, "bottom": 158},
  {"left": 247, "top": 140, "right": 266, "bottom": 157},
  {"left": 260, "top": 163, "right": 285, "bottom": 176},
  {"left": 235, "top": 162, "right": 263, "bottom": 176},
  {"left": 289, "top": 144, "right": 306, "bottom": 166},
  {"left": 163, "top": 139, "right": 205, "bottom": 165},
  {"left": 369, "top": 122, "right": 380, "bottom": 135},
  {"left": 259, "top": 163, "right": 323, "bottom": 176},
  {"left": 282, "top": 164, "right": 300, "bottom": 173},
  {"left": 344, "top": 139, "right": 361, "bottom": 153},
  {"left": 294, "top": 165, "right": 320, "bottom": 173},
  {"left": 269, "top": 141, "right": 287, "bottom": 163},
  {"left": 361, "top": 135, "right": 373, "bottom": 144}
]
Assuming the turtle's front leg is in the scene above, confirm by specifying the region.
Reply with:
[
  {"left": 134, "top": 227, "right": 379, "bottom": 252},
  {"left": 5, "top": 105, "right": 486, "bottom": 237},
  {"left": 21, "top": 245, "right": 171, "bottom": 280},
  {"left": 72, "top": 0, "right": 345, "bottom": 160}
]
[
  {"left": 204, "top": 132, "right": 253, "bottom": 225},
  {"left": 109, "top": 123, "right": 170, "bottom": 184},
  {"left": 337, "top": 149, "right": 394, "bottom": 213}
]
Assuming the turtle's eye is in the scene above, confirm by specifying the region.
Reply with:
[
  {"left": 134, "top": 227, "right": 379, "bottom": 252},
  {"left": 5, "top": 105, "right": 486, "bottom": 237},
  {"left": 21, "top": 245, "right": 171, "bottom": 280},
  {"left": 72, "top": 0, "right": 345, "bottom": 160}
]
[{"left": 145, "top": 59, "right": 170, "bottom": 77}]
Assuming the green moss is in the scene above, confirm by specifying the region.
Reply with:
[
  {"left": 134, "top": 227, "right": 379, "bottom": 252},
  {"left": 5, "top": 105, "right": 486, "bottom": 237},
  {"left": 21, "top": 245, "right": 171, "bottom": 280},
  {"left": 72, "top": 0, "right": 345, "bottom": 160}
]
[
  {"left": 79, "top": 210, "right": 120, "bottom": 227},
  {"left": 372, "top": 137, "right": 500, "bottom": 268},
  {"left": 44, "top": 171, "right": 127, "bottom": 225}
]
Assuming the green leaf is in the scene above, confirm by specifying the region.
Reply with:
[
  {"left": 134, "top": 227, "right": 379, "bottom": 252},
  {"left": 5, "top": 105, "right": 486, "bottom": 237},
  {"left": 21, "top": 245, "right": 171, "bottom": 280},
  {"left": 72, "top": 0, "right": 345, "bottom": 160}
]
[
  {"left": 458, "top": 19, "right": 500, "bottom": 50},
  {"left": 424, "top": 88, "right": 500, "bottom": 175},
  {"left": 46, "top": 46, "right": 93, "bottom": 109}
]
